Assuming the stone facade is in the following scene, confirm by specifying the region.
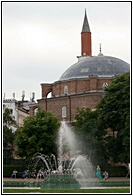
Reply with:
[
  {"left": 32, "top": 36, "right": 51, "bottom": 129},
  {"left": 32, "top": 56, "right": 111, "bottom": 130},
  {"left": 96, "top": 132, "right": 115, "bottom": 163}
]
[{"left": 18, "top": 108, "right": 29, "bottom": 127}]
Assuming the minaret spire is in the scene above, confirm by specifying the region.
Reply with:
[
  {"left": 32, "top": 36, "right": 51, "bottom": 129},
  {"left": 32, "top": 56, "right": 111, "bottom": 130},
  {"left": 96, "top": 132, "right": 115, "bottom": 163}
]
[
  {"left": 100, "top": 43, "right": 102, "bottom": 53},
  {"left": 98, "top": 43, "right": 103, "bottom": 56},
  {"left": 81, "top": 10, "right": 92, "bottom": 56},
  {"left": 82, "top": 9, "right": 91, "bottom": 32}
]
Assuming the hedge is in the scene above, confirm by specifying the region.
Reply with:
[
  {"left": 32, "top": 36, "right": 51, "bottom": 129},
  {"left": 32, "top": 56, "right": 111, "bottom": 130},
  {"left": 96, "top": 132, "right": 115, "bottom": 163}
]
[
  {"left": 100, "top": 165, "right": 127, "bottom": 177},
  {"left": 3, "top": 165, "right": 127, "bottom": 178}
]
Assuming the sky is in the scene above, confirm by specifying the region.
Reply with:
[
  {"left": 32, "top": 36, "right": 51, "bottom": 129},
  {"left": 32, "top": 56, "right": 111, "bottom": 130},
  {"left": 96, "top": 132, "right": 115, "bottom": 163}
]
[{"left": 2, "top": 1, "right": 131, "bottom": 101}]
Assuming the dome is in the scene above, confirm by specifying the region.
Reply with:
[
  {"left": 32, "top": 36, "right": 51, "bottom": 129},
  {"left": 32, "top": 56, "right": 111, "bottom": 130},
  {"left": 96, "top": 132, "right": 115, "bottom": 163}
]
[{"left": 59, "top": 56, "right": 130, "bottom": 81}]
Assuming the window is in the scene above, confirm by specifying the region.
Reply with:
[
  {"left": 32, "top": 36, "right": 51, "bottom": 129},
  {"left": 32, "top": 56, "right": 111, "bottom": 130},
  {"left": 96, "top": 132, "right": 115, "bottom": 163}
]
[
  {"left": 64, "top": 85, "right": 68, "bottom": 95},
  {"left": 80, "top": 68, "right": 89, "bottom": 73},
  {"left": 47, "top": 92, "right": 52, "bottom": 98},
  {"left": 103, "top": 82, "right": 108, "bottom": 88},
  {"left": 62, "top": 106, "right": 66, "bottom": 118},
  {"left": 9, "top": 109, "right": 13, "bottom": 113}
]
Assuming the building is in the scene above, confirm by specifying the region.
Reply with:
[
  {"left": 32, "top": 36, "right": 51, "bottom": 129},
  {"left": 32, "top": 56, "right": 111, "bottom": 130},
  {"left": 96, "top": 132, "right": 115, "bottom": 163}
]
[
  {"left": 3, "top": 99, "right": 18, "bottom": 132},
  {"left": 17, "top": 104, "right": 30, "bottom": 127},
  {"left": 29, "top": 10, "right": 130, "bottom": 121},
  {"left": 3, "top": 98, "right": 34, "bottom": 129},
  {"left": 3, "top": 90, "right": 37, "bottom": 128}
]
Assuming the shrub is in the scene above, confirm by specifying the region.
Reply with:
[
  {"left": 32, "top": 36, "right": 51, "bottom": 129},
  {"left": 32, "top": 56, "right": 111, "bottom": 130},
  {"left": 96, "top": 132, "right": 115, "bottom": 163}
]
[{"left": 101, "top": 166, "right": 127, "bottom": 177}]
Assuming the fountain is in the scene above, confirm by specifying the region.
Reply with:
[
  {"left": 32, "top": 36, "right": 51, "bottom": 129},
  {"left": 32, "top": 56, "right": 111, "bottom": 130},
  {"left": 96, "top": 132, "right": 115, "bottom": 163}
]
[
  {"left": 26, "top": 121, "right": 95, "bottom": 189},
  {"left": 3, "top": 121, "right": 130, "bottom": 190}
]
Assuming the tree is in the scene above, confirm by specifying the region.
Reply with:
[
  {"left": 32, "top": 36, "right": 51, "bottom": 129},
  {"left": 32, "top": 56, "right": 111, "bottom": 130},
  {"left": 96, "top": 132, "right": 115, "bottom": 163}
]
[
  {"left": 14, "top": 109, "right": 60, "bottom": 160},
  {"left": 96, "top": 72, "right": 130, "bottom": 164},
  {"left": 3, "top": 106, "right": 15, "bottom": 164},
  {"left": 73, "top": 108, "right": 107, "bottom": 165}
]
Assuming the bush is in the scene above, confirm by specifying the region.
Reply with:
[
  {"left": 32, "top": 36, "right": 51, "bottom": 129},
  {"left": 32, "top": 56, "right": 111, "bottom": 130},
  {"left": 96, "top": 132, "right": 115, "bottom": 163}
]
[
  {"left": 3, "top": 158, "right": 27, "bottom": 165},
  {"left": 101, "top": 166, "right": 127, "bottom": 177}
]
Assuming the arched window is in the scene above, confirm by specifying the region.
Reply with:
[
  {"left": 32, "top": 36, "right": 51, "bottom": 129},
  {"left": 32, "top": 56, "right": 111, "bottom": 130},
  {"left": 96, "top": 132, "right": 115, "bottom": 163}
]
[
  {"left": 47, "top": 92, "right": 52, "bottom": 98},
  {"left": 62, "top": 106, "right": 66, "bottom": 118},
  {"left": 103, "top": 82, "right": 108, "bottom": 89},
  {"left": 64, "top": 85, "right": 68, "bottom": 95}
]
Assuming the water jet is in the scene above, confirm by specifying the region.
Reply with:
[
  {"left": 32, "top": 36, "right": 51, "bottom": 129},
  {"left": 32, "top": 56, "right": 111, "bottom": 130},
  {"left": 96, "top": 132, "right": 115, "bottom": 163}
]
[{"left": 27, "top": 121, "right": 94, "bottom": 189}]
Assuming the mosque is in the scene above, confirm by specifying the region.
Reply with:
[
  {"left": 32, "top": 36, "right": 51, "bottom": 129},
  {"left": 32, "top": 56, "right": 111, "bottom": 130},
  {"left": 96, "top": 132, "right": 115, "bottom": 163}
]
[{"left": 29, "top": 10, "right": 130, "bottom": 121}]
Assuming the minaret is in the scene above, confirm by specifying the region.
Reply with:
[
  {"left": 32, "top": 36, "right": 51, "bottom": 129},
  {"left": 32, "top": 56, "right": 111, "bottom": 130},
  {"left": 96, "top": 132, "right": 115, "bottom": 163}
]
[{"left": 81, "top": 10, "right": 92, "bottom": 56}]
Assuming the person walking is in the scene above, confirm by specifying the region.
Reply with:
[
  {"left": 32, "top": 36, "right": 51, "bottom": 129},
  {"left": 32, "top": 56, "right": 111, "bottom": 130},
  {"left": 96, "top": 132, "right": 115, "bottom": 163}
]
[{"left": 96, "top": 165, "right": 103, "bottom": 180}]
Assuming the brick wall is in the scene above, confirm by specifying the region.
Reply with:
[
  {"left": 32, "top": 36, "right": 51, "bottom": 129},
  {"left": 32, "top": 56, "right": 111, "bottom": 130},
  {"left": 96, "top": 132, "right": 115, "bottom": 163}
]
[
  {"left": 43, "top": 77, "right": 113, "bottom": 97},
  {"left": 81, "top": 32, "right": 92, "bottom": 56},
  {"left": 30, "top": 77, "right": 113, "bottom": 121},
  {"left": 36, "top": 92, "right": 104, "bottom": 121}
]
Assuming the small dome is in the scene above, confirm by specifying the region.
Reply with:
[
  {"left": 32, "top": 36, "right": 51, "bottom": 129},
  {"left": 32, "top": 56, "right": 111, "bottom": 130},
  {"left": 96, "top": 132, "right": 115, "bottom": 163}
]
[{"left": 59, "top": 56, "right": 130, "bottom": 81}]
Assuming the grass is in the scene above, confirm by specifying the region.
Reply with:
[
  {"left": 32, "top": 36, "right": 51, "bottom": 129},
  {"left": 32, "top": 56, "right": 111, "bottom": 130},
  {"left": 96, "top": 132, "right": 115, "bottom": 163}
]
[
  {"left": 3, "top": 177, "right": 130, "bottom": 193},
  {"left": 3, "top": 188, "right": 130, "bottom": 193}
]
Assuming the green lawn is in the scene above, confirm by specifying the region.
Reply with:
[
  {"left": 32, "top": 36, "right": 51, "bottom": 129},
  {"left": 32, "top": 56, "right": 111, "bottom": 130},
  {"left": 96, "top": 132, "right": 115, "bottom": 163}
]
[{"left": 3, "top": 188, "right": 130, "bottom": 193}]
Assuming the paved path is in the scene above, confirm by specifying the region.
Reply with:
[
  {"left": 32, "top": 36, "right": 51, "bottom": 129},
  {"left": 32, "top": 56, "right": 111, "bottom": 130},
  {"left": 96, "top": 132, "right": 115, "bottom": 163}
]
[{"left": 3, "top": 177, "right": 130, "bottom": 182}]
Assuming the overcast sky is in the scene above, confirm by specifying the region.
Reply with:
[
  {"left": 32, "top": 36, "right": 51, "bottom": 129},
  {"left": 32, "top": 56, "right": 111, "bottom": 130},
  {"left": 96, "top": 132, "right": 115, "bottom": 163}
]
[{"left": 2, "top": 2, "right": 131, "bottom": 101}]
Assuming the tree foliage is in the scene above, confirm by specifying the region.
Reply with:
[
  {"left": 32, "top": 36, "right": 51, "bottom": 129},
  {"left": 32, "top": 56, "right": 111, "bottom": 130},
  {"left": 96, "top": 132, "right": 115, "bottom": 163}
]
[
  {"left": 73, "top": 108, "right": 107, "bottom": 165},
  {"left": 3, "top": 105, "right": 16, "bottom": 126},
  {"left": 3, "top": 106, "right": 15, "bottom": 162},
  {"left": 96, "top": 72, "right": 130, "bottom": 163},
  {"left": 14, "top": 109, "right": 60, "bottom": 160},
  {"left": 72, "top": 72, "right": 130, "bottom": 165}
]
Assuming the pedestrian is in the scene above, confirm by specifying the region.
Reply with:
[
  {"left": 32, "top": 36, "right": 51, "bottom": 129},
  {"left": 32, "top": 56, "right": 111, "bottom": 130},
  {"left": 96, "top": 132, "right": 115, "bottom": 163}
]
[
  {"left": 31, "top": 169, "right": 37, "bottom": 178},
  {"left": 103, "top": 171, "right": 109, "bottom": 180},
  {"left": 22, "top": 170, "right": 28, "bottom": 179},
  {"left": 37, "top": 168, "right": 43, "bottom": 179},
  {"left": 11, "top": 169, "right": 17, "bottom": 178},
  {"left": 96, "top": 165, "right": 103, "bottom": 180}
]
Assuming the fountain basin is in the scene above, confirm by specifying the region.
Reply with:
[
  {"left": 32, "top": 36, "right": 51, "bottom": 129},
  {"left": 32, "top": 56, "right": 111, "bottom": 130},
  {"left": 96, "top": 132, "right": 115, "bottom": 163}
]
[
  {"left": 3, "top": 177, "right": 130, "bottom": 190},
  {"left": 40, "top": 174, "right": 80, "bottom": 189},
  {"left": 3, "top": 174, "right": 80, "bottom": 190}
]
